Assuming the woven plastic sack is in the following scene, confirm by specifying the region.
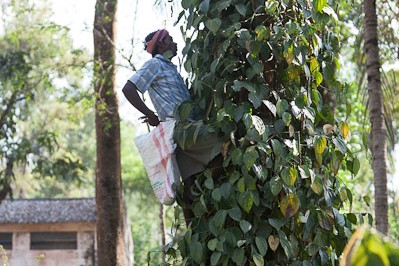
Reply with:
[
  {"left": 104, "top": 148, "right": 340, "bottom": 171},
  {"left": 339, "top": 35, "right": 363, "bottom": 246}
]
[{"left": 134, "top": 119, "right": 180, "bottom": 205}]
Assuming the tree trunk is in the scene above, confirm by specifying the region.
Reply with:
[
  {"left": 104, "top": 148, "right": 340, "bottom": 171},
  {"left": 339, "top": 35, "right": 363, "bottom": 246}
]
[
  {"left": 160, "top": 204, "right": 166, "bottom": 264},
  {"left": 93, "top": 0, "right": 128, "bottom": 264},
  {"left": 364, "top": 0, "right": 388, "bottom": 235}
]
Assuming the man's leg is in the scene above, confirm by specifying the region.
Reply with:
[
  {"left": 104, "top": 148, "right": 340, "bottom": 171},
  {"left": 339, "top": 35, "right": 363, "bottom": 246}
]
[
  {"left": 181, "top": 154, "right": 224, "bottom": 226},
  {"left": 182, "top": 175, "right": 195, "bottom": 226}
]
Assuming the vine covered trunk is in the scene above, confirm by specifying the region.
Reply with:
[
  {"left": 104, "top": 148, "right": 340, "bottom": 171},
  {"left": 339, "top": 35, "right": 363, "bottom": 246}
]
[{"left": 167, "top": 0, "right": 360, "bottom": 265}]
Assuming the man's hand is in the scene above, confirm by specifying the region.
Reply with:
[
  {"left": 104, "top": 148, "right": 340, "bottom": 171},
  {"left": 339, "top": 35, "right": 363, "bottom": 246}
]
[
  {"left": 139, "top": 113, "right": 160, "bottom": 126},
  {"left": 122, "top": 81, "right": 161, "bottom": 126}
]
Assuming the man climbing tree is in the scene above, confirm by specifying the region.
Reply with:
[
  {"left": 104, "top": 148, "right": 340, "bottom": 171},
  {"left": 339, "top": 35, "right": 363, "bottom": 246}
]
[{"left": 123, "top": 29, "right": 226, "bottom": 225}]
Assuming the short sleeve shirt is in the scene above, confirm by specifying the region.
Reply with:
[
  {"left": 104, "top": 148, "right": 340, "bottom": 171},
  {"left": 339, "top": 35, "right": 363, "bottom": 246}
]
[{"left": 128, "top": 55, "right": 190, "bottom": 121}]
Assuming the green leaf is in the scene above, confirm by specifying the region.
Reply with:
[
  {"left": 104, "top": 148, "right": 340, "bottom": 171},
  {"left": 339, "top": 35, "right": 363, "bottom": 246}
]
[
  {"left": 314, "top": 0, "right": 327, "bottom": 12},
  {"left": 179, "top": 102, "right": 193, "bottom": 120},
  {"left": 191, "top": 241, "right": 203, "bottom": 264},
  {"left": 232, "top": 248, "right": 245, "bottom": 265},
  {"left": 199, "top": 0, "right": 210, "bottom": 13},
  {"left": 280, "top": 194, "right": 300, "bottom": 219},
  {"left": 278, "top": 230, "right": 293, "bottom": 258},
  {"left": 211, "top": 251, "right": 221, "bottom": 266},
  {"left": 283, "top": 42, "right": 295, "bottom": 65},
  {"left": 252, "top": 115, "right": 265, "bottom": 135},
  {"left": 352, "top": 157, "right": 360, "bottom": 176},
  {"left": 233, "top": 80, "right": 255, "bottom": 92},
  {"left": 252, "top": 62, "right": 264, "bottom": 75},
  {"left": 209, "top": 218, "right": 220, "bottom": 237},
  {"left": 244, "top": 146, "right": 259, "bottom": 170},
  {"left": 205, "top": 18, "right": 222, "bottom": 34},
  {"left": 250, "top": 40, "right": 262, "bottom": 55},
  {"left": 255, "top": 237, "right": 268, "bottom": 256},
  {"left": 237, "top": 239, "right": 246, "bottom": 247},
  {"left": 315, "top": 153, "right": 323, "bottom": 165},
  {"left": 269, "top": 218, "right": 284, "bottom": 231},
  {"left": 239, "top": 220, "right": 252, "bottom": 234},
  {"left": 281, "top": 167, "right": 298, "bottom": 187},
  {"left": 340, "top": 121, "right": 350, "bottom": 139},
  {"left": 212, "top": 188, "right": 222, "bottom": 202},
  {"left": 249, "top": 92, "right": 263, "bottom": 109},
  {"left": 253, "top": 254, "right": 264, "bottom": 266},
  {"left": 214, "top": 210, "right": 227, "bottom": 229},
  {"left": 228, "top": 207, "right": 241, "bottom": 221},
  {"left": 205, "top": 178, "right": 214, "bottom": 189},
  {"left": 347, "top": 213, "right": 358, "bottom": 224},
  {"left": 238, "top": 191, "right": 254, "bottom": 213},
  {"left": 237, "top": 178, "right": 246, "bottom": 193},
  {"left": 231, "top": 148, "right": 243, "bottom": 165},
  {"left": 314, "top": 71, "right": 323, "bottom": 86},
  {"left": 314, "top": 136, "right": 327, "bottom": 155},
  {"left": 304, "top": 212, "right": 317, "bottom": 239},
  {"left": 263, "top": 100, "right": 277, "bottom": 117},
  {"left": 363, "top": 195, "right": 371, "bottom": 207},
  {"left": 319, "top": 210, "right": 335, "bottom": 230},
  {"left": 333, "top": 208, "right": 345, "bottom": 227},
  {"left": 208, "top": 238, "right": 218, "bottom": 251},
  {"left": 332, "top": 136, "right": 347, "bottom": 154},
  {"left": 305, "top": 243, "right": 318, "bottom": 256},
  {"left": 311, "top": 176, "right": 323, "bottom": 195},
  {"left": 265, "top": 0, "right": 279, "bottom": 14},
  {"left": 298, "top": 165, "right": 312, "bottom": 179},
  {"left": 282, "top": 112, "right": 292, "bottom": 126},
  {"left": 310, "top": 57, "right": 319, "bottom": 72},
  {"left": 271, "top": 139, "right": 283, "bottom": 157},
  {"left": 252, "top": 164, "right": 267, "bottom": 182},
  {"left": 181, "top": 0, "right": 192, "bottom": 9},
  {"left": 276, "top": 99, "right": 289, "bottom": 117},
  {"left": 210, "top": 58, "right": 220, "bottom": 73},
  {"left": 220, "top": 182, "right": 232, "bottom": 199},
  {"left": 311, "top": 89, "right": 323, "bottom": 112},
  {"left": 255, "top": 25, "right": 270, "bottom": 41},
  {"left": 235, "top": 3, "right": 247, "bottom": 16},
  {"left": 270, "top": 176, "right": 283, "bottom": 196},
  {"left": 287, "top": 65, "right": 301, "bottom": 80},
  {"left": 322, "top": 6, "right": 338, "bottom": 22}
]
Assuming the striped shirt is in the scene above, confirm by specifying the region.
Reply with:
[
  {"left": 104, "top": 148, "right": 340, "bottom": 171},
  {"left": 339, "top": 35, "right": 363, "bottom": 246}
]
[{"left": 129, "top": 55, "right": 190, "bottom": 121}]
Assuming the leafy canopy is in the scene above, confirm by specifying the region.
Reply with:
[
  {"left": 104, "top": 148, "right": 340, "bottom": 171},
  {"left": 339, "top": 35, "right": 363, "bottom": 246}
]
[{"left": 0, "top": 0, "right": 91, "bottom": 200}]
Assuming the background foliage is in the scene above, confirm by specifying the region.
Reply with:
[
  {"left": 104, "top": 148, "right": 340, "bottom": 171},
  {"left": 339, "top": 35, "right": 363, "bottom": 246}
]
[{"left": 0, "top": 0, "right": 92, "bottom": 200}]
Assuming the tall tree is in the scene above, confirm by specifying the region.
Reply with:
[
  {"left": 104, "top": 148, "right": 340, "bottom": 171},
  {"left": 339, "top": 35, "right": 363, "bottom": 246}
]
[
  {"left": 364, "top": 0, "right": 388, "bottom": 235},
  {"left": 93, "top": 0, "right": 129, "bottom": 264},
  {"left": 167, "top": 0, "right": 359, "bottom": 264}
]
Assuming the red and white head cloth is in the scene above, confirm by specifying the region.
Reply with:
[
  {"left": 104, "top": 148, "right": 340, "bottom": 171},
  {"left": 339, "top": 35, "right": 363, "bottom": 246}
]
[{"left": 146, "top": 29, "right": 169, "bottom": 55}]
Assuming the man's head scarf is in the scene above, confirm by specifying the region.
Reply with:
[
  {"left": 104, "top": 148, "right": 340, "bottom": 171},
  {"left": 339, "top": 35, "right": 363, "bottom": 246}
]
[{"left": 146, "top": 29, "right": 169, "bottom": 55}]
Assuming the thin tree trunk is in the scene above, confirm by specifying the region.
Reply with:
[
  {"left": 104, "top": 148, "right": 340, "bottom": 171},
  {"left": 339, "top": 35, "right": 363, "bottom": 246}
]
[
  {"left": 160, "top": 204, "right": 166, "bottom": 264},
  {"left": 364, "top": 0, "right": 388, "bottom": 235},
  {"left": 93, "top": 0, "right": 128, "bottom": 264}
]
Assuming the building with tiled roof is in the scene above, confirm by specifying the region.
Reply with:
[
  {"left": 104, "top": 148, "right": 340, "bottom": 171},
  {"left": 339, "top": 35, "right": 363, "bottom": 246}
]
[{"left": 0, "top": 198, "right": 133, "bottom": 266}]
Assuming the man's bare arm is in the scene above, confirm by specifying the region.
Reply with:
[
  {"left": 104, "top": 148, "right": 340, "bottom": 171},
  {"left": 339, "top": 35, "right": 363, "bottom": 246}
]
[{"left": 122, "top": 81, "right": 160, "bottom": 126}]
